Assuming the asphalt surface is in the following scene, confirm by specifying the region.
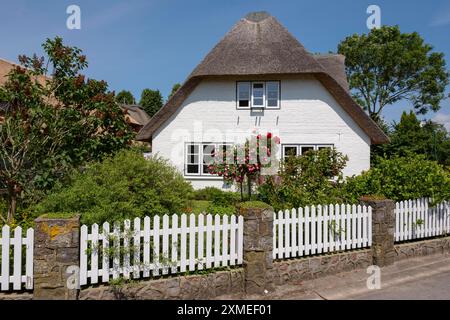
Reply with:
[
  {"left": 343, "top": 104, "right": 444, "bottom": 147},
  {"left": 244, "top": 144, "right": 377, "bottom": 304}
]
[{"left": 218, "top": 253, "right": 450, "bottom": 300}]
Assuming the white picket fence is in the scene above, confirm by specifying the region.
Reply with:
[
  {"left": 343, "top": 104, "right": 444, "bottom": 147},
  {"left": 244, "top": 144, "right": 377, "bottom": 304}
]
[
  {"left": 395, "top": 199, "right": 450, "bottom": 242},
  {"left": 0, "top": 225, "right": 34, "bottom": 291},
  {"left": 79, "top": 214, "right": 244, "bottom": 286},
  {"left": 273, "top": 204, "right": 372, "bottom": 259}
]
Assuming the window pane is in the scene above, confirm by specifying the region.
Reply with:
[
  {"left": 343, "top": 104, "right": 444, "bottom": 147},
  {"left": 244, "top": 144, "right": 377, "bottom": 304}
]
[
  {"left": 267, "top": 82, "right": 278, "bottom": 91},
  {"left": 318, "top": 146, "right": 332, "bottom": 151},
  {"left": 284, "top": 146, "right": 298, "bottom": 158},
  {"left": 187, "top": 164, "right": 199, "bottom": 174},
  {"left": 189, "top": 154, "right": 199, "bottom": 164},
  {"left": 268, "top": 91, "right": 278, "bottom": 99},
  {"left": 253, "top": 83, "right": 264, "bottom": 89},
  {"left": 301, "top": 146, "right": 314, "bottom": 155},
  {"left": 188, "top": 144, "right": 199, "bottom": 154},
  {"left": 253, "top": 90, "right": 263, "bottom": 98},
  {"left": 253, "top": 98, "right": 264, "bottom": 106},
  {"left": 239, "top": 100, "right": 249, "bottom": 107},
  {"left": 237, "top": 82, "right": 250, "bottom": 108},
  {"left": 267, "top": 99, "right": 278, "bottom": 107}
]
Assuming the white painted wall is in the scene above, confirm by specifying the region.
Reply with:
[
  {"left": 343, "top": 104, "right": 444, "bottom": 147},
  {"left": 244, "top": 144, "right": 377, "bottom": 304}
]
[{"left": 152, "top": 76, "right": 371, "bottom": 190}]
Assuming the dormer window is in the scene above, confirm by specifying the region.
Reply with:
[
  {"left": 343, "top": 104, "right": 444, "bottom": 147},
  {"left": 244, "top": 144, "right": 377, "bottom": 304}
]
[{"left": 237, "top": 81, "right": 280, "bottom": 109}]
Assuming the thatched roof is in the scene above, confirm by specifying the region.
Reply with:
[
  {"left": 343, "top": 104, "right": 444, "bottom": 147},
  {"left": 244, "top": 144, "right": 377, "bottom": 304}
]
[
  {"left": 119, "top": 104, "right": 151, "bottom": 127},
  {"left": 136, "top": 12, "right": 389, "bottom": 144},
  {"left": 314, "top": 54, "right": 350, "bottom": 92}
]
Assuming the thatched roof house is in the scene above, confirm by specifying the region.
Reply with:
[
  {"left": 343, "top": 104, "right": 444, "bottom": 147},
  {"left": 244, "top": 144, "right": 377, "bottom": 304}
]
[{"left": 137, "top": 11, "right": 388, "bottom": 145}]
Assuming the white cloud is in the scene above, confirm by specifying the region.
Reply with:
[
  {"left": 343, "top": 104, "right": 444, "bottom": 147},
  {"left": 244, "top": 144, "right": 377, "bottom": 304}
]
[
  {"left": 432, "top": 112, "right": 450, "bottom": 131},
  {"left": 431, "top": 6, "right": 450, "bottom": 26}
]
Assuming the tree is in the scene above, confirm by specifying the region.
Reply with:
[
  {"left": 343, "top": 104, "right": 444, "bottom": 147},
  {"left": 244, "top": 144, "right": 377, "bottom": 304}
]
[
  {"left": 139, "top": 89, "right": 163, "bottom": 117},
  {"left": 169, "top": 83, "right": 181, "bottom": 99},
  {"left": 115, "top": 90, "right": 136, "bottom": 104},
  {"left": 374, "top": 111, "right": 450, "bottom": 166},
  {"left": 0, "top": 37, "right": 133, "bottom": 223},
  {"left": 338, "top": 26, "right": 449, "bottom": 121}
]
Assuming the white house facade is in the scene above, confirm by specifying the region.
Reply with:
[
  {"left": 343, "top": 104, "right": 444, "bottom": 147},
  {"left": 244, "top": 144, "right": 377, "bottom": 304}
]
[{"left": 137, "top": 12, "right": 389, "bottom": 190}]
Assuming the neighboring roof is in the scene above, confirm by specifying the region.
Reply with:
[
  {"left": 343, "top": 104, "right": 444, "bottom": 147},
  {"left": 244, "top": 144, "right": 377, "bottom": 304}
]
[
  {"left": 0, "top": 59, "right": 16, "bottom": 86},
  {"left": 0, "top": 58, "right": 49, "bottom": 87},
  {"left": 137, "top": 11, "right": 389, "bottom": 144},
  {"left": 120, "top": 104, "right": 151, "bottom": 126}
]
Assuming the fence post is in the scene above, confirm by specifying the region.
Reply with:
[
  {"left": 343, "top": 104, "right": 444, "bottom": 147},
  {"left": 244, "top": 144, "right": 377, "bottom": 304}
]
[
  {"left": 360, "top": 197, "right": 395, "bottom": 267},
  {"left": 239, "top": 202, "right": 274, "bottom": 295},
  {"left": 33, "top": 215, "right": 80, "bottom": 300}
]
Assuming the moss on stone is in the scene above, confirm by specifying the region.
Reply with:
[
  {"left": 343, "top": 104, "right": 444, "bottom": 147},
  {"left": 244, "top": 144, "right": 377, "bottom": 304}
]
[
  {"left": 39, "top": 212, "right": 78, "bottom": 219},
  {"left": 359, "top": 194, "right": 387, "bottom": 201},
  {"left": 238, "top": 201, "right": 272, "bottom": 209}
]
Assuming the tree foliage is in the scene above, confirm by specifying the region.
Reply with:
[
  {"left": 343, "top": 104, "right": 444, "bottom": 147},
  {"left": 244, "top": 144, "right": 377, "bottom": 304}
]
[
  {"left": 338, "top": 26, "right": 449, "bottom": 120},
  {"left": 373, "top": 111, "right": 450, "bottom": 166},
  {"left": 139, "top": 88, "right": 163, "bottom": 117},
  {"left": 0, "top": 37, "right": 133, "bottom": 223},
  {"left": 169, "top": 83, "right": 181, "bottom": 99},
  {"left": 115, "top": 90, "right": 136, "bottom": 104},
  {"left": 33, "top": 149, "right": 194, "bottom": 225}
]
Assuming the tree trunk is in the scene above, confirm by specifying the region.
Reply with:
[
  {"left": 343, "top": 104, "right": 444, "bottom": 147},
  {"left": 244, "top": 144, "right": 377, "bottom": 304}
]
[
  {"left": 247, "top": 177, "right": 252, "bottom": 201},
  {"left": 240, "top": 180, "right": 244, "bottom": 202},
  {"left": 7, "top": 189, "right": 17, "bottom": 224}
]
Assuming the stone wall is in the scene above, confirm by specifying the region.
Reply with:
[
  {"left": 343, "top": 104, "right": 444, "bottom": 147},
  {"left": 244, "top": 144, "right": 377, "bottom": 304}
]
[
  {"left": 33, "top": 215, "right": 80, "bottom": 300},
  {"left": 79, "top": 269, "right": 244, "bottom": 300},
  {"left": 394, "top": 236, "right": 450, "bottom": 261},
  {"left": 268, "top": 249, "right": 372, "bottom": 286},
  {"left": 360, "top": 198, "right": 396, "bottom": 267}
]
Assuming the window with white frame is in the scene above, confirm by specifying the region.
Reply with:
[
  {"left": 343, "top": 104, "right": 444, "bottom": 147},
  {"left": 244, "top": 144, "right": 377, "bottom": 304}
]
[
  {"left": 237, "top": 81, "right": 280, "bottom": 109},
  {"left": 266, "top": 81, "right": 280, "bottom": 108},
  {"left": 185, "top": 143, "right": 233, "bottom": 176},
  {"left": 281, "top": 144, "right": 334, "bottom": 159}
]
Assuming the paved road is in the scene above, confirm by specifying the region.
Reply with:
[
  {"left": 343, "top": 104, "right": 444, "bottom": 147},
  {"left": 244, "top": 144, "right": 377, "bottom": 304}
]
[
  {"left": 218, "top": 253, "right": 450, "bottom": 300},
  {"left": 350, "top": 269, "right": 450, "bottom": 300}
]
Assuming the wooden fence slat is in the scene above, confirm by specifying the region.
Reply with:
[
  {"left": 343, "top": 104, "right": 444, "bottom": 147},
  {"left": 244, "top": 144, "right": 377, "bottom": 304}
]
[
  {"left": 180, "top": 214, "right": 187, "bottom": 273},
  {"left": 197, "top": 214, "right": 205, "bottom": 270},
  {"left": 91, "top": 223, "right": 99, "bottom": 284},
  {"left": 284, "top": 209, "right": 291, "bottom": 258},
  {"left": 102, "top": 222, "right": 110, "bottom": 282},
  {"left": 214, "top": 215, "right": 221, "bottom": 268},
  {"left": 123, "top": 220, "right": 131, "bottom": 279},
  {"left": 229, "top": 215, "right": 236, "bottom": 266},
  {"left": 222, "top": 215, "right": 229, "bottom": 266},
  {"left": 162, "top": 215, "right": 169, "bottom": 275},
  {"left": 12, "top": 227, "right": 22, "bottom": 290},
  {"left": 79, "top": 225, "right": 88, "bottom": 286},
  {"left": 171, "top": 215, "right": 178, "bottom": 274},
  {"left": 206, "top": 214, "right": 213, "bottom": 269},
  {"left": 291, "top": 209, "right": 297, "bottom": 257},
  {"left": 133, "top": 218, "right": 141, "bottom": 278},
  {"left": 25, "top": 228, "right": 34, "bottom": 290},
  {"left": 298, "top": 207, "right": 304, "bottom": 257},
  {"left": 112, "top": 222, "right": 120, "bottom": 280},
  {"left": 143, "top": 217, "right": 150, "bottom": 277}
]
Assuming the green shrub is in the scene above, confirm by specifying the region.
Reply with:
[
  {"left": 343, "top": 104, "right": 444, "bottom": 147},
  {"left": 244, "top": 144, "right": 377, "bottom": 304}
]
[
  {"left": 33, "top": 149, "right": 194, "bottom": 225},
  {"left": 344, "top": 154, "right": 450, "bottom": 202},
  {"left": 192, "top": 187, "right": 240, "bottom": 206},
  {"left": 257, "top": 148, "right": 349, "bottom": 211}
]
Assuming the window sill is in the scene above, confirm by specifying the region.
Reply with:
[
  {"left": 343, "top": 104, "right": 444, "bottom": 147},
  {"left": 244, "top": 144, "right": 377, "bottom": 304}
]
[{"left": 184, "top": 175, "right": 224, "bottom": 180}]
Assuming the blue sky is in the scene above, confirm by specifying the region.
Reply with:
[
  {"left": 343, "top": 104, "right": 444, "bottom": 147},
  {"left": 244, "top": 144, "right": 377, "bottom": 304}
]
[{"left": 1, "top": 0, "right": 449, "bottom": 128}]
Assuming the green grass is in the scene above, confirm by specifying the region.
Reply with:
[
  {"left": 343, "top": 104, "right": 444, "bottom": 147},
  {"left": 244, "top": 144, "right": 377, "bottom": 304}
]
[{"left": 188, "top": 200, "right": 211, "bottom": 214}]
